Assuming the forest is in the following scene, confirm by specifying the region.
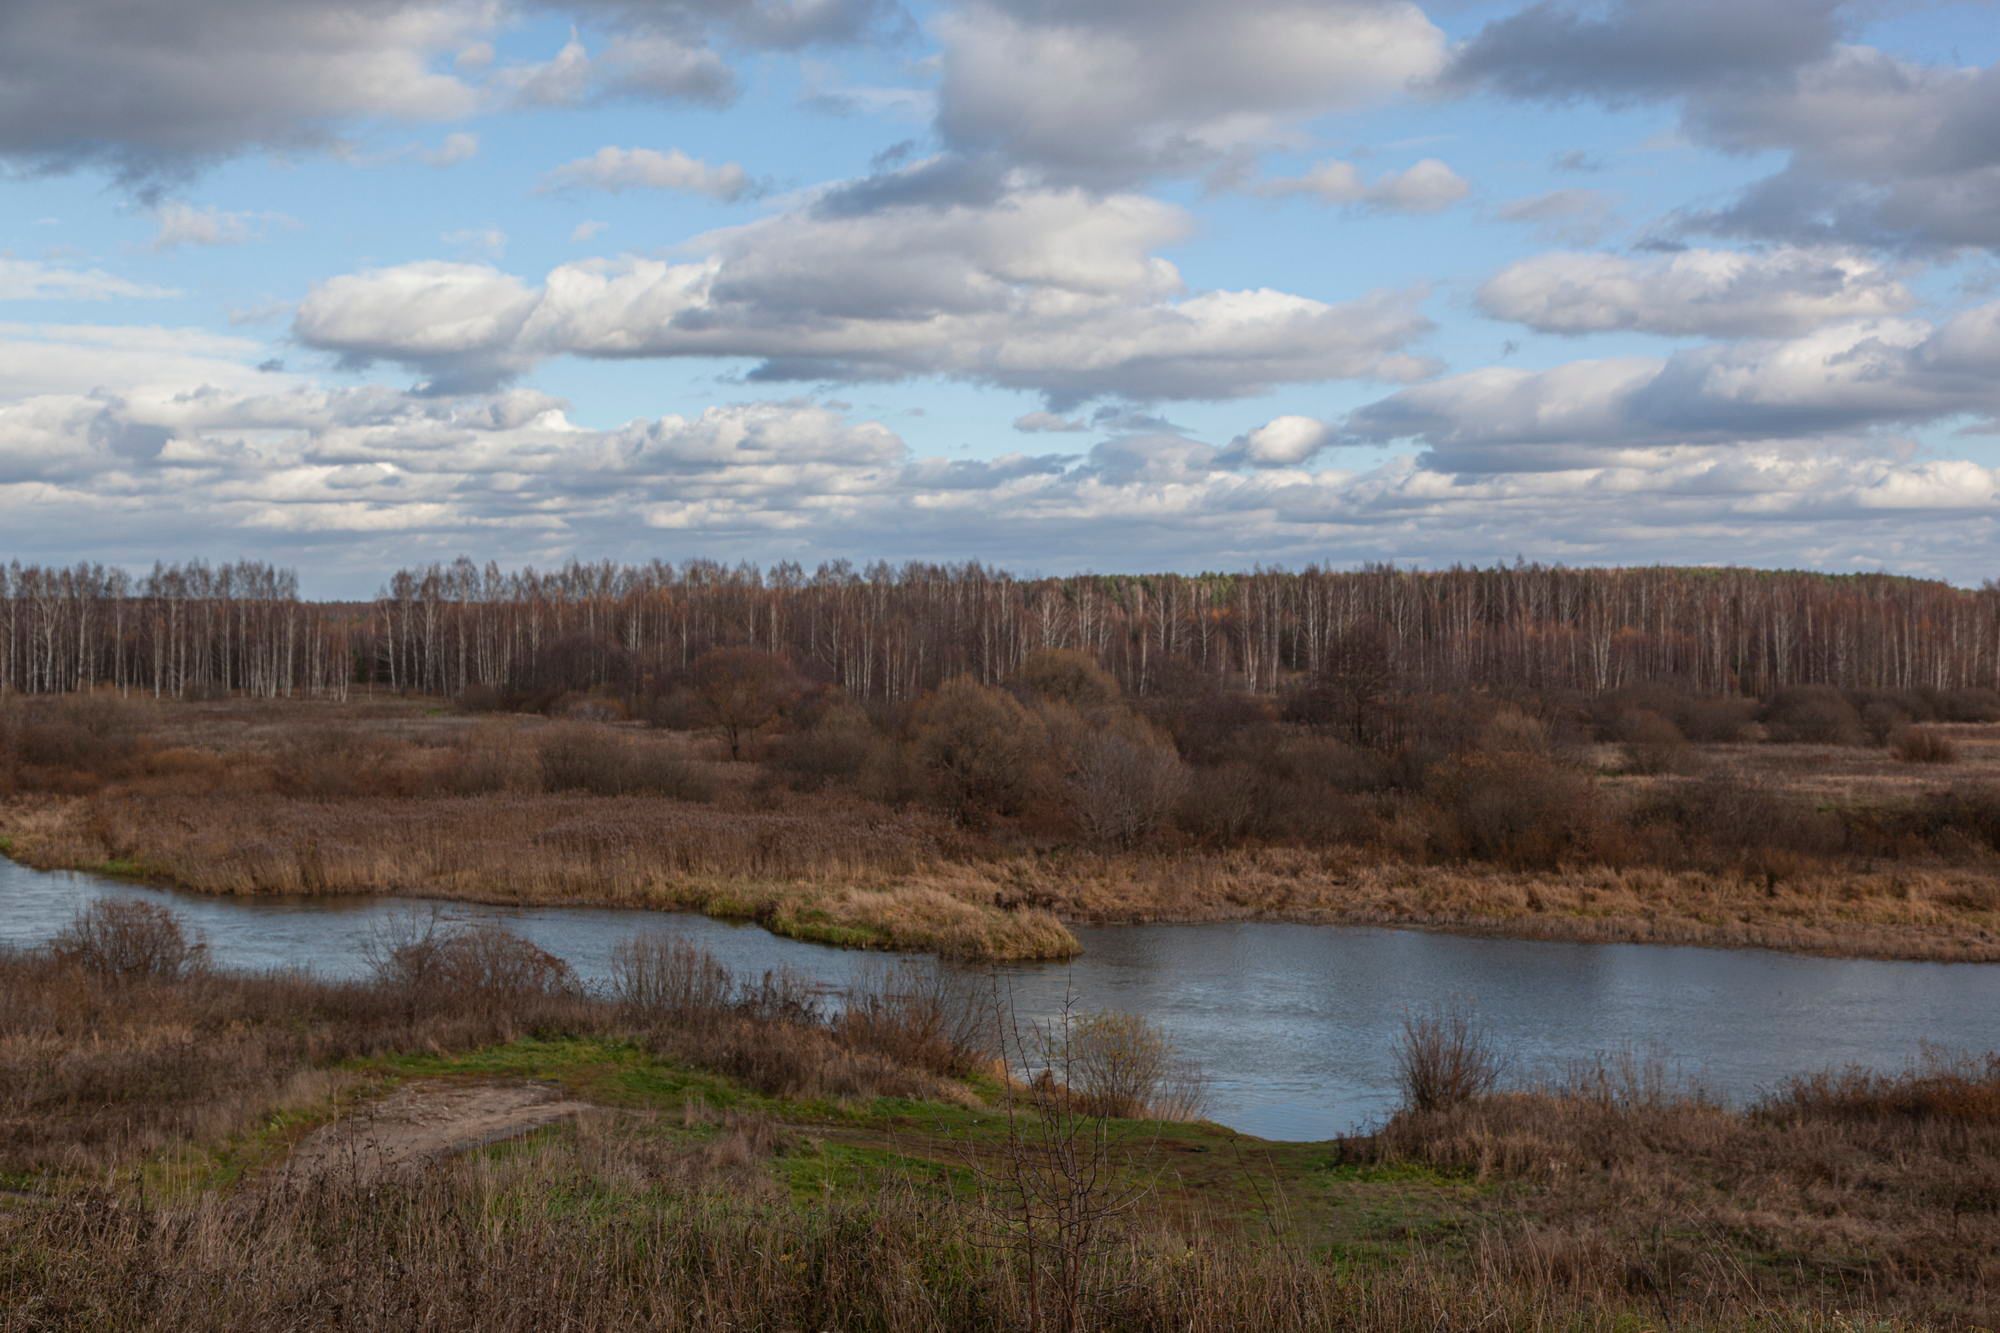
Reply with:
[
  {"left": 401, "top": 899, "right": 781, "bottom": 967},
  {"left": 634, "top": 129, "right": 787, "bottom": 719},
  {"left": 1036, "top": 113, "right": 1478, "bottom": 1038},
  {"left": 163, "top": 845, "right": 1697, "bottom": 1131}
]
[{"left": 5, "top": 557, "right": 2000, "bottom": 703}]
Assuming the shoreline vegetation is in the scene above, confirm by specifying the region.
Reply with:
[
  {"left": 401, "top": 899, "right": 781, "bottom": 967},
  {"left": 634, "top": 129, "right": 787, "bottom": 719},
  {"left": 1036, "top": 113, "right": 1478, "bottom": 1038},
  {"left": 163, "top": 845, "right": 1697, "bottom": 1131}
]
[
  {"left": 3, "top": 899, "right": 1995, "bottom": 1329},
  {"left": 5, "top": 675, "right": 2000, "bottom": 962},
  {"left": 6, "top": 804, "right": 2000, "bottom": 964}
]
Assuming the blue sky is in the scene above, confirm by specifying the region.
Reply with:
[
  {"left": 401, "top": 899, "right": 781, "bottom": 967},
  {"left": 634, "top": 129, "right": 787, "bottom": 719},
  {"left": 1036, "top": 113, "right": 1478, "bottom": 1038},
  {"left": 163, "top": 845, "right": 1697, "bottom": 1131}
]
[{"left": 4, "top": 0, "right": 2000, "bottom": 595}]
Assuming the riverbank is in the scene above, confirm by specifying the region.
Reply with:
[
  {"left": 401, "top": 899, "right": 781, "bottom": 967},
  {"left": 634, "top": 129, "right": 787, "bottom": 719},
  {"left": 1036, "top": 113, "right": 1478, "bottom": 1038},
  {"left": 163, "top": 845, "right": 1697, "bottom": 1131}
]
[
  {"left": 3, "top": 924, "right": 1993, "bottom": 1329},
  {"left": 5, "top": 792, "right": 1999, "bottom": 964}
]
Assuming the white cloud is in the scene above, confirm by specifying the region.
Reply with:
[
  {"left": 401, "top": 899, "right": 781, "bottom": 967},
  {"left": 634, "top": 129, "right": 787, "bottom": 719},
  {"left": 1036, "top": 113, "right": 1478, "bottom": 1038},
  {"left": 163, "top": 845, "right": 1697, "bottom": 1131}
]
[
  {"left": 10, "top": 361, "right": 2000, "bottom": 585},
  {"left": 571, "top": 220, "right": 610, "bottom": 243},
  {"left": 0, "top": 322, "right": 278, "bottom": 399},
  {"left": 540, "top": 146, "right": 753, "bottom": 200},
  {"left": 1446, "top": 4, "right": 2000, "bottom": 253},
  {"left": 1349, "top": 306, "right": 2000, "bottom": 471},
  {"left": 0, "top": 0, "right": 490, "bottom": 181},
  {"left": 295, "top": 180, "right": 1438, "bottom": 403},
  {"left": 295, "top": 262, "right": 541, "bottom": 392},
  {"left": 935, "top": 0, "right": 1446, "bottom": 182},
  {"left": 1222, "top": 415, "right": 1334, "bottom": 467},
  {"left": 1014, "top": 411, "right": 1090, "bottom": 433},
  {"left": 150, "top": 203, "right": 293, "bottom": 251},
  {"left": 493, "top": 32, "right": 735, "bottom": 109},
  {"left": 1479, "top": 247, "right": 1914, "bottom": 337},
  {"left": 1260, "top": 157, "right": 1469, "bottom": 213},
  {"left": 0, "top": 259, "right": 177, "bottom": 302}
]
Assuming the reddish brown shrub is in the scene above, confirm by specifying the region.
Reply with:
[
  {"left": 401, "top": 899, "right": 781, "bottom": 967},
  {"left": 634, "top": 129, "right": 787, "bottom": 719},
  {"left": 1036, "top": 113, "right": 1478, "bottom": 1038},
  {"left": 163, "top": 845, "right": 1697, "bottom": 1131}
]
[
  {"left": 1890, "top": 725, "right": 1960, "bottom": 765},
  {"left": 50, "top": 899, "right": 208, "bottom": 982}
]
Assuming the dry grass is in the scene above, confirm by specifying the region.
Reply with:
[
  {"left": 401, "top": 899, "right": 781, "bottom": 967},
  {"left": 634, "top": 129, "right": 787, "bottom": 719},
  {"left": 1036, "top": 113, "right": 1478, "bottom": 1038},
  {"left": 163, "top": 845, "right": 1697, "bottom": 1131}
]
[
  {"left": 0, "top": 940, "right": 1990, "bottom": 1329},
  {"left": 7, "top": 696, "right": 2000, "bottom": 964},
  {"left": 11, "top": 1132, "right": 1890, "bottom": 1333},
  {"left": 1372, "top": 1049, "right": 2000, "bottom": 1326},
  {"left": 929, "top": 848, "right": 2000, "bottom": 962},
  {"left": 2, "top": 792, "right": 1076, "bottom": 961}
]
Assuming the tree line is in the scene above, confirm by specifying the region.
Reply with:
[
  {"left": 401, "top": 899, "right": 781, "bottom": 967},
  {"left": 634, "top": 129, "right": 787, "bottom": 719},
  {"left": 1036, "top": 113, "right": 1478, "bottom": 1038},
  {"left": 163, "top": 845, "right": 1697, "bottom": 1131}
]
[{"left": 3, "top": 557, "right": 1998, "bottom": 702}]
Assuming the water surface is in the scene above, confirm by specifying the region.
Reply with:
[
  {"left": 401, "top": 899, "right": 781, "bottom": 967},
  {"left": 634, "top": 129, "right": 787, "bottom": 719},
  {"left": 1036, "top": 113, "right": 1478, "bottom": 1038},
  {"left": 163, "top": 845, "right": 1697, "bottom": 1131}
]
[{"left": 5, "top": 856, "right": 1994, "bottom": 1140}]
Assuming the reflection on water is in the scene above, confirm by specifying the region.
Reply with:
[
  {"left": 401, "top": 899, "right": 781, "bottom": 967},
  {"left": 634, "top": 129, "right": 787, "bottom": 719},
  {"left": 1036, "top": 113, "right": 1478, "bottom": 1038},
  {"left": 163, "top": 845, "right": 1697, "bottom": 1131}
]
[{"left": 5, "top": 857, "right": 1996, "bottom": 1141}]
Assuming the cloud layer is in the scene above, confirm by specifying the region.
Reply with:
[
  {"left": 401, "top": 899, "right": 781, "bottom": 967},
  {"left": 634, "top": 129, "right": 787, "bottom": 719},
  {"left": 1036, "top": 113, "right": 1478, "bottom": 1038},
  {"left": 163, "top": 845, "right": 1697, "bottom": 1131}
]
[{"left": 294, "top": 179, "right": 1439, "bottom": 403}]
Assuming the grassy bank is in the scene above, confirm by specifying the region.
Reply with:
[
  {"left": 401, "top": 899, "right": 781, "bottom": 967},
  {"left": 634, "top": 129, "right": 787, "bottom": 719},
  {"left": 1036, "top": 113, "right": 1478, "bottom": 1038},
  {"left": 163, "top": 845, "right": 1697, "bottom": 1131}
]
[
  {"left": 4, "top": 693, "right": 2000, "bottom": 963},
  {"left": 2, "top": 910, "right": 1994, "bottom": 1330},
  {"left": 0, "top": 794, "right": 1081, "bottom": 961},
  {"left": 7, "top": 792, "right": 2000, "bottom": 962}
]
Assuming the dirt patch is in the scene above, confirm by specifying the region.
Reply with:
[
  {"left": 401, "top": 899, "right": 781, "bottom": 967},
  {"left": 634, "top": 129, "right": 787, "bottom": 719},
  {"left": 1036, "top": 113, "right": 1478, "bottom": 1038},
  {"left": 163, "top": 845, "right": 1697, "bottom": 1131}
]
[{"left": 278, "top": 1081, "right": 593, "bottom": 1185}]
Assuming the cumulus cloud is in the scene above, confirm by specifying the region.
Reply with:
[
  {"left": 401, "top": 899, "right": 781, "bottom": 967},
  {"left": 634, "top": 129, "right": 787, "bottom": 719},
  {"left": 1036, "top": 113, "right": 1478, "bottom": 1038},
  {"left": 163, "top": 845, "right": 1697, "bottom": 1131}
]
[
  {"left": 1259, "top": 158, "right": 1469, "bottom": 214},
  {"left": 10, "top": 360, "right": 2000, "bottom": 586},
  {"left": 546, "top": 0, "right": 903, "bottom": 51},
  {"left": 0, "top": 0, "right": 896, "bottom": 184},
  {"left": 0, "top": 0, "right": 489, "bottom": 184},
  {"left": 1446, "top": 0, "right": 2000, "bottom": 254},
  {"left": 295, "top": 180, "right": 1438, "bottom": 403},
  {"left": 493, "top": 32, "right": 737, "bottom": 108},
  {"left": 1014, "top": 411, "right": 1091, "bottom": 433},
  {"left": 1349, "top": 306, "right": 2000, "bottom": 472},
  {"left": 1478, "top": 247, "right": 1914, "bottom": 337},
  {"left": 1445, "top": 0, "right": 1846, "bottom": 105},
  {"left": 0, "top": 259, "right": 176, "bottom": 302},
  {"left": 295, "top": 261, "right": 542, "bottom": 393},
  {"left": 1219, "top": 415, "right": 1335, "bottom": 468},
  {"left": 935, "top": 0, "right": 1446, "bottom": 183},
  {"left": 540, "top": 146, "right": 754, "bottom": 200},
  {"left": 1683, "top": 49, "right": 2000, "bottom": 252}
]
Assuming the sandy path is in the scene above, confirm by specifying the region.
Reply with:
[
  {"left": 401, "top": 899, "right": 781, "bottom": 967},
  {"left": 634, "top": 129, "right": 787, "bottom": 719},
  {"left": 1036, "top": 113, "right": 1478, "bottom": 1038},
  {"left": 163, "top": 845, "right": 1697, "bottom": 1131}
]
[{"left": 279, "top": 1081, "right": 593, "bottom": 1185}]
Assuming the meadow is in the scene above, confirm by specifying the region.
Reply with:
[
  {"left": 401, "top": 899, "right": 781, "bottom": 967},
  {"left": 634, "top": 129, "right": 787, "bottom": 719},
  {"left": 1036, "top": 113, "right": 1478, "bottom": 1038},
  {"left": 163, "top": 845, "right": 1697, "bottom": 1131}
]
[
  {"left": 3, "top": 671, "right": 2000, "bottom": 962},
  {"left": 2, "top": 900, "right": 1994, "bottom": 1331}
]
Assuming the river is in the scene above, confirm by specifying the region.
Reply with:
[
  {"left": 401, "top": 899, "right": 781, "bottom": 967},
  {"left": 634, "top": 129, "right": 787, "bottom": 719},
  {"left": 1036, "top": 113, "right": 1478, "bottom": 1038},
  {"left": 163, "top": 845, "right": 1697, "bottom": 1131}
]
[{"left": 4, "top": 855, "right": 1995, "bottom": 1140}]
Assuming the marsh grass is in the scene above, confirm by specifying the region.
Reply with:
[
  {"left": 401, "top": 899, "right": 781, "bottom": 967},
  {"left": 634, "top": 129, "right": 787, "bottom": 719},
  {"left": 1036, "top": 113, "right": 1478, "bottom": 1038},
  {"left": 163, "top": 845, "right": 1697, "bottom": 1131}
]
[
  {"left": 7, "top": 698, "right": 2000, "bottom": 963},
  {"left": 2, "top": 929, "right": 1996, "bottom": 1328}
]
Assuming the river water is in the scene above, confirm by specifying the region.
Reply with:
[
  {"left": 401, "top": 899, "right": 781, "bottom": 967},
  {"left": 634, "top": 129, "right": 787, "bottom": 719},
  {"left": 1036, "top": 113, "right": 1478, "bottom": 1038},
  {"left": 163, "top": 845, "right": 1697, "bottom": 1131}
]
[{"left": 4, "top": 856, "right": 1995, "bottom": 1140}]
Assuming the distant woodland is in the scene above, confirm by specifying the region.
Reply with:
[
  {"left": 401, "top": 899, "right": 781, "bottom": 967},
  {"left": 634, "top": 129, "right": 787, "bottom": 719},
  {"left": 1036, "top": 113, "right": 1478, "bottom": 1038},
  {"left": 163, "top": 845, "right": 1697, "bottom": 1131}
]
[{"left": 4, "top": 559, "right": 1999, "bottom": 703}]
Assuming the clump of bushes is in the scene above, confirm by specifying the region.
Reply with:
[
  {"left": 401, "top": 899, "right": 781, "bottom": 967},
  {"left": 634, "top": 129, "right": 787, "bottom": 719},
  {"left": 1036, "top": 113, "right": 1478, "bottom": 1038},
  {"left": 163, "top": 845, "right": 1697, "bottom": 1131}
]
[
  {"left": 1761, "top": 685, "right": 1866, "bottom": 745},
  {"left": 366, "top": 913, "right": 578, "bottom": 1003},
  {"left": 1042, "top": 1009, "right": 1206, "bottom": 1121},
  {"left": 1613, "top": 708, "right": 1691, "bottom": 775},
  {"left": 1890, "top": 725, "right": 1959, "bottom": 765},
  {"left": 51, "top": 898, "right": 208, "bottom": 982},
  {"left": 909, "top": 677, "right": 1044, "bottom": 826},
  {"left": 1394, "top": 1000, "right": 1503, "bottom": 1114},
  {"left": 1052, "top": 714, "right": 1188, "bottom": 849},
  {"left": 765, "top": 699, "right": 882, "bottom": 792},
  {"left": 535, "top": 724, "right": 713, "bottom": 800}
]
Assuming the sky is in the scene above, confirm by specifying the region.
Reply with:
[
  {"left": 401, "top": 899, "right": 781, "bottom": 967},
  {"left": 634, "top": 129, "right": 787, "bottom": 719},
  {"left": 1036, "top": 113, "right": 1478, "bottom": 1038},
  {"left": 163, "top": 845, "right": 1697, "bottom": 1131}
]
[{"left": 4, "top": 0, "right": 2000, "bottom": 597}]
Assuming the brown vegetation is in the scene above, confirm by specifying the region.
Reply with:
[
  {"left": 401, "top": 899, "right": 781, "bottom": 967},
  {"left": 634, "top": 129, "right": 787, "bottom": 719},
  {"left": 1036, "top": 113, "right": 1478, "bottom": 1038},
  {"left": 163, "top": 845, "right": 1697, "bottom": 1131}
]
[
  {"left": 1393, "top": 1001, "right": 1504, "bottom": 1113},
  {"left": 1, "top": 916, "right": 1995, "bottom": 1329},
  {"left": 1373, "top": 1047, "right": 2000, "bottom": 1326},
  {"left": 7, "top": 684, "right": 2000, "bottom": 961}
]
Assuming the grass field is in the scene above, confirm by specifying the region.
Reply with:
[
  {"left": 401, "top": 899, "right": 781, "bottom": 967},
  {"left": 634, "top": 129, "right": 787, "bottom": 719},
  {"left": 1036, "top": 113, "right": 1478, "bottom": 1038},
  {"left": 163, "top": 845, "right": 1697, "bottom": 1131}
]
[
  {"left": 4, "top": 695, "right": 2000, "bottom": 962},
  {"left": 3, "top": 924, "right": 1994, "bottom": 1330}
]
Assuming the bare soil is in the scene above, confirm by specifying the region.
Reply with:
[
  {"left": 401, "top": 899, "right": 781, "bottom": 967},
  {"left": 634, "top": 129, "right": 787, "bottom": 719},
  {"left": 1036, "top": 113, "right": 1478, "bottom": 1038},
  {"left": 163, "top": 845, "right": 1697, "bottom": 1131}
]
[{"left": 277, "top": 1082, "right": 594, "bottom": 1185}]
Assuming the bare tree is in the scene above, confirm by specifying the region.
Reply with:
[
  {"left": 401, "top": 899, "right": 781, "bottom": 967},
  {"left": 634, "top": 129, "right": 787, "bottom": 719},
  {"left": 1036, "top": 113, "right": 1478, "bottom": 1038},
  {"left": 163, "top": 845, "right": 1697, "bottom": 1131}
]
[
  {"left": 689, "top": 646, "right": 801, "bottom": 760},
  {"left": 1058, "top": 725, "right": 1188, "bottom": 850}
]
